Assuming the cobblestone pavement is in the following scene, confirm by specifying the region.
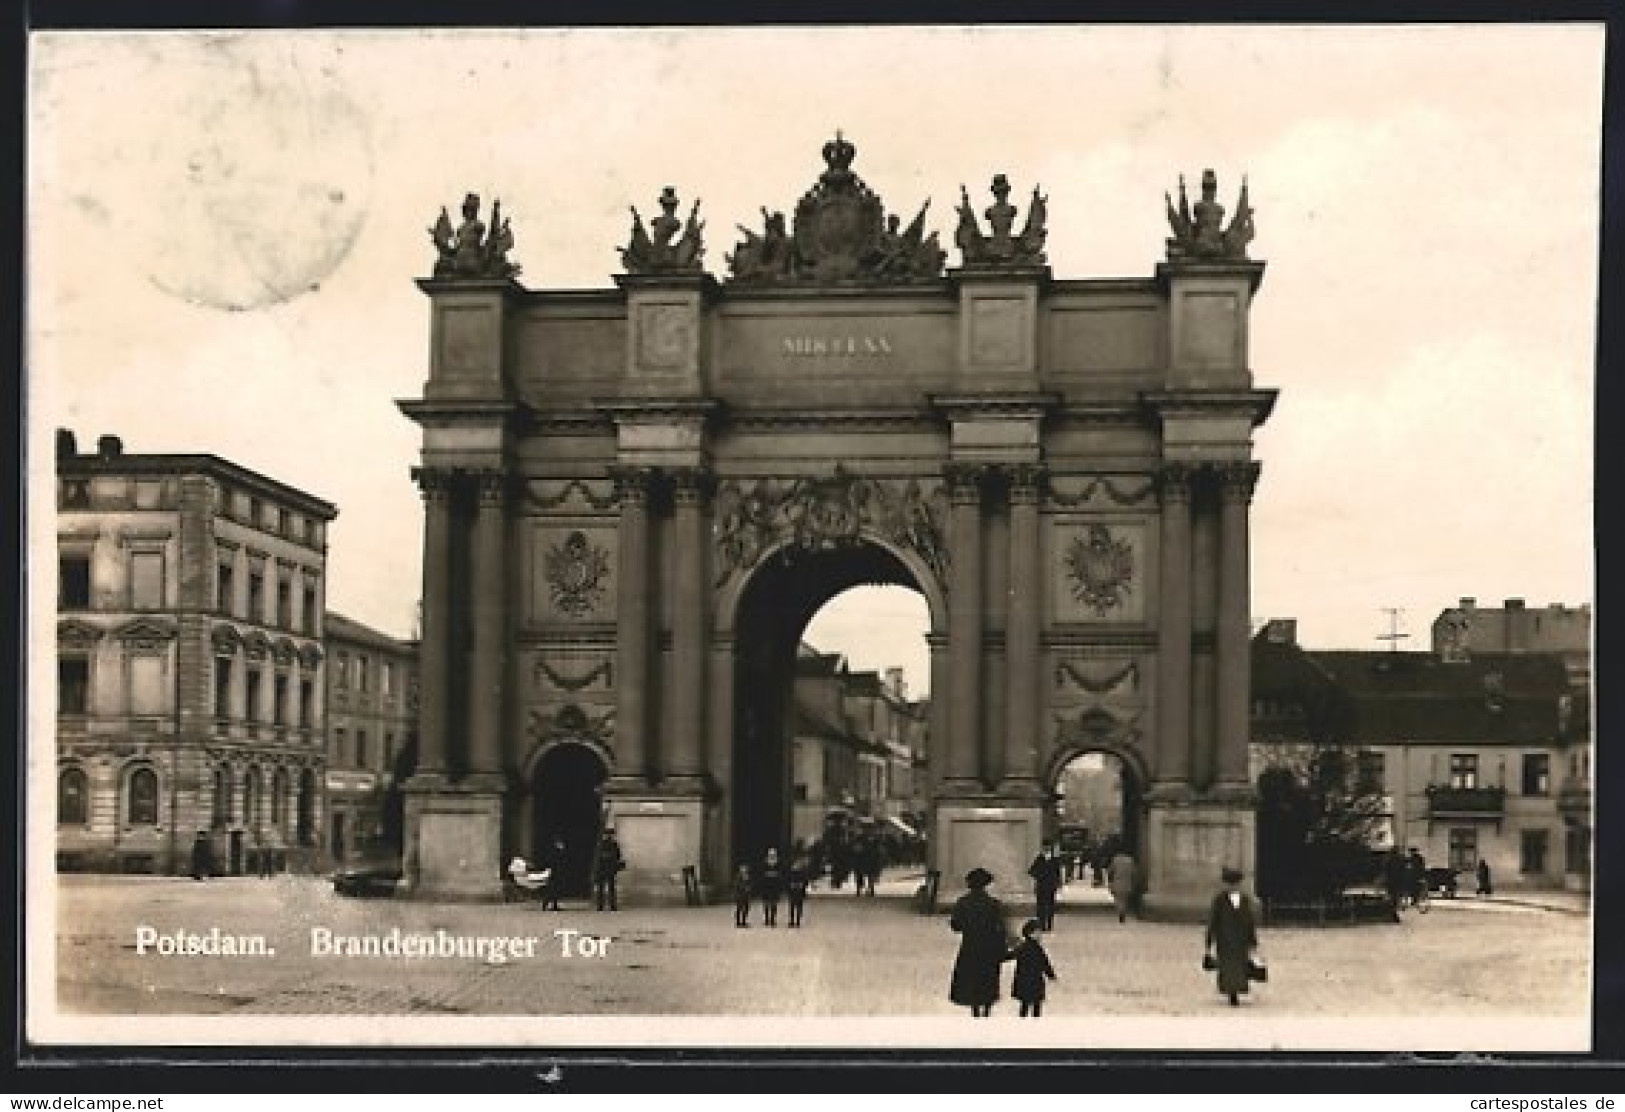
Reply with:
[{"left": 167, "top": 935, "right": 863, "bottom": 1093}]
[{"left": 51, "top": 872, "right": 1590, "bottom": 1019}]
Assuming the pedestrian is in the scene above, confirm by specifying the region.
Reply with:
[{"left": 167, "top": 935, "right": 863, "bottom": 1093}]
[
  {"left": 540, "top": 836, "right": 566, "bottom": 910},
  {"left": 855, "top": 834, "right": 881, "bottom": 897},
  {"left": 759, "top": 847, "right": 785, "bottom": 927},
  {"left": 949, "top": 867, "right": 1014, "bottom": 1018},
  {"left": 1028, "top": 841, "right": 1063, "bottom": 931},
  {"left": 786, "top": 852, "right": 810, "bottom": 928},
  {"left": 190, "top": 831, "right": 213, "bottom": 881},
  {"left": 1476, "top": 858, "right": 1493, "bottom": 897},
  {"left": 732, "top": 863, "right": 754, "bottom": 928},
  {"left": 1204, "top": 866, "right": 1263, "bottom": 1007},
  {"left": 594, "top": 829, "right": 626, "bottom": 911},
  {"left": 1009, "top": 918, "right": 1058, "bottom": 1018},
  {"left": 1383, "top": 848, "right": 1410, "bottom": 918},
  {"left": 1108, "top": 846, "right": 1139, "bottom": 923},
  {"left": 1407, "top": 847, "right": 1429, "bottom": 913}
]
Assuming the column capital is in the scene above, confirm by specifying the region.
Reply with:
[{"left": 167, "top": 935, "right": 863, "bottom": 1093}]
[
  {"left": 1004, "top": 463, "right": 1048, "bottom": 505},
  {"left": 943, "top": 462, "right": 993, "bottom": 503},
  {"left": 1214, "top": 461, "right": 1262, "bottom": 503},
  {"left": 670, "top": 466, "right": 716, "bottom": 509},
  {"left": 1155, "top": 462, "right": 1198, "bottom": 504},
  {"left": 472, "top": 468, "right": 512, "bottom": 508},
  {"left": 410, "top": 465, "right": 459, "bottom": 503},
  {"left": 609, "top": 465, "right": 659, "bottom": 507}
]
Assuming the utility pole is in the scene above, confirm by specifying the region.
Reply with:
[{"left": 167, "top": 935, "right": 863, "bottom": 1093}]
[{"left": 1377, "top": 607, "right": 1410, "bottom": 652}]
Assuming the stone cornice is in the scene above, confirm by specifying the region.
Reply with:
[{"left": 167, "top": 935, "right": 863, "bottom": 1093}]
[
  {"left": 414, "top": 275, "right": 528, "bottom": 300},
  {"left": 593, "top": 398, "right": 724, "bottom": 427},
  {"left": 1153, "top": 258, "right": 1268, "bottom": 294},
  {"left": 1142, "top": 388, "right": 1278, "bottom": 427},
  {"left": 396, "top": 397, "right": 533, "bottom": 430},
  {"left": 928, "top": 391, "right": 1063, "bottom": 420}
]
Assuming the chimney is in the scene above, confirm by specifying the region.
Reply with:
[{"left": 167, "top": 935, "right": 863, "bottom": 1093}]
[
  {"left": 96, "top": 434, "right": 124, "bottom": 459},
  {"left": 55, "top": 429, "right": 78, "bottom": 460},
  {"left": 1505, "top": 598, "right": 1529, "bottom": 652},
  {"left": 1459, "top": 597, "right": 1476, "bottom": 611},
  {"left": 884, "top": 667, "right": 906, "bottom": 700}
]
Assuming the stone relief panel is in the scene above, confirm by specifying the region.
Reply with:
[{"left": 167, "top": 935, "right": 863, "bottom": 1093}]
[
  {"left": 712, "top": 468, "right": 948, "bottom": 589},
  {"left": 527, "top": 525, "right": 618, "bottom": 624},
  {"left": 1046, "top": 519, "right": 1149, "bottom": 624},
  {"left": 968, "top": 297, "right": 1026, "bottom": 366},
  {"left": 634, "top": 302, "right": 696, "bottom": 373}
]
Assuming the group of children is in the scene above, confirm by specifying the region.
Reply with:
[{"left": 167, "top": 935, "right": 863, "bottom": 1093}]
[{"left": 732, "top": 847, "right": 812, "bottom": 928}]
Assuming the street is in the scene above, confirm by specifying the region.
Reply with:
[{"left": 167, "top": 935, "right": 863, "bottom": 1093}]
[{"left": 49, "top": 871, "right": 1590, "bottom": 1025}]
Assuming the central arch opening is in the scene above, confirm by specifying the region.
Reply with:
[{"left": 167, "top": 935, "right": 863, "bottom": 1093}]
[
  {"left": 731, "top": 540, "right": 933, "bottom": 868},
  {"left": 530, "top": 741, "right": 608, "bottom": 897}
]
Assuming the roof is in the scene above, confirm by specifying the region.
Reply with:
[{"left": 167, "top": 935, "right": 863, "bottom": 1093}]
[
  {"left": 59, "top": 446, "right": 338, "bottom": 519},
  {"left": 325, "top": 611, "right": 418, "bottom": 654}
]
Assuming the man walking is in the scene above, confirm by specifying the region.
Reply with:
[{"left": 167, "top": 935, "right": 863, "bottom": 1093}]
[
  {"left": 594, "top": 829, "right": 626, "bottom": 911},
  {"left": 1028, "top": 841, "right": 1063, "bottom": 931}
]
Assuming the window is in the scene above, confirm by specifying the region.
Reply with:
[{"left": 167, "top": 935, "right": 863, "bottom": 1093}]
[
  {"left": 59, "top": 768, "right": 88, "bottom": 825},
  {"left": 1521, "top": 829, "right": 1550, "bottom": 875},
  {"left": 1565, "top": 827, "right": 1591, "bottom": 876},
  {"left": 247, "top": 566, "right": 265, "bottom": 622},
  {"left": 127, "top": 768, "right": 159, "bottom": 826},
  {"left": 130, "top": 551, "right": 163, "bottom": 610},
  {"left": 1448, "top": 827, "right": 1478, "bottom": 872},
  {"left": 213, "top": 767, "right": 232, "bottom": 826},
  {"left": 382, "top": 663, "right": 394, "bottom": 698},
  {"left": 1356, "top": 750, "right": 1386, "bottom": 795},
  {"left": 301, "top": 585, "right": 318, "bottom": 633},
  {"left": 1521, "top": 754, "right": 1551, "bottom": 796},
  {"left": 296, "top": 770, "right": 316, "bottom": 846},
  {"left": 271, "top": 768, "right": 289, "bottom": 827},
  {"left": 245, "top": 668, "right": 263, "bottom": 722},
  {"left": 1448, "top": 753, "right": 1479, "bottom": 790},
  {"left": 59, "top": 657, "right": 89, "bottom": 715},
  {"left": 299, "top": 679, "right": 314, "bottom": 729},
  {"left": 333, "top": 728, "right": 347, "bottom": 766},
  {"left": 214, "top": 658, "right": 233, "bottom": 718},
  {"left": 384, "top": 732, "right": 395, "bottom": 766},
  {"left": 272, "top": 674, "right": 289, "bottom": 726},
  {"left": 128, "top": 654, "right": 164, "bottom": 716},
  {"left": 335, "top": 652, "right": 349, "bottom": 690},
  {"left": 244, "top": 767, "right": 262, "bottom": 828},
  {"left": 356, "top": 730, "right": 368, "bottom": 769},
  {"left": 275, "top": 507, "right": 288, "bottom": 536},
  {"left": 356, "top": 655, "right": 369, "bottom": 693},
  {"left": 249, "top": 497, "right": 263, "bottom": 528},
  {"left": 59, "top": 555, "right": 91, "bottom": 609},
  {"left": 216, "top": 560, "right": 235, "bottom": 614},
  {"left": 276, "top": 576, "right": 292, "bottom": 628},
  {"left": 61, "top": 479, "right": 91, "bottom": 508}
]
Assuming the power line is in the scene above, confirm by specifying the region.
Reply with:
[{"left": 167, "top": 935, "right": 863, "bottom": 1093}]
[{"left": 1376, "top": 607, "right": 1410, "bottom": 652}]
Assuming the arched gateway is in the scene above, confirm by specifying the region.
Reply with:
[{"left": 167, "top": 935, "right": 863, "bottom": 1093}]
[{"left": 398, "top": 139, "right": 1276, "bottom": 913}]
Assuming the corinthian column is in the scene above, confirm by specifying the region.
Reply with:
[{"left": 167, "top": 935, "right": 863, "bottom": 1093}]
[
  {"left": 945, "top": 464, "right": 986, "bottom": 789},
  {"left": 1215, "top": 461, "right": 1260, "bottom": 788},
  {"left": 412, "top": 467, "right": 455, "bottom": 776},
  {"left": 612, "top": 467, "right": 655, "bottom": 784},
  {"left": 1156, "top": 463, "right": 1195, "bottom": 789},
  {"left": 1003, "top": 463, "right": 1044, "bottom": 789},
  {"left": 467, "top": 470, "right": 508, "bottom": 779},
  {"left": 667, "top": 467, "right": 711, "bottom": 783}
]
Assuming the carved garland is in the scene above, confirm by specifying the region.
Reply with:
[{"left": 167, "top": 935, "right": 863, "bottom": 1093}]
[
  {"left": 1047, "top": 476, "right": 1156, "bottom": 508},
  {"left": 1054, "top": 660, "right": 1139, "bottom": 695},
  {"left": 535, "top": 659, "right": 613, "bottom": 693}
]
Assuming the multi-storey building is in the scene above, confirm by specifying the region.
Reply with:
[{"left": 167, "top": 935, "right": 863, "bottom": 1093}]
[
  {"left": 323, "top": 613, "right": 420, "bottom": 864},
  {"left": 1250, "top": 618, "right": 1590, "bottom": 892},
  {"left": 1433, "top": 598, "right": 1592, "bottom": 690},
  {"left": 55, "top": 431, "right": 336, "bottom": 875}
]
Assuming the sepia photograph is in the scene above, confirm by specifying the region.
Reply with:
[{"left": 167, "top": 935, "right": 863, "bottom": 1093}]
[{"left": 25, "top": 24, "right": 1600, "bottom": 1053}]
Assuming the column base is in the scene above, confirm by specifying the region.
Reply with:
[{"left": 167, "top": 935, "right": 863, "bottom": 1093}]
[
  {"left": 604, "top": 784, "right": 708, "bottom": 905},
  {"left": 1140, "top": 789, "right": 1257, "bottom": 922},
  {"left": 932, "top": 793, "right": 1044, "bottom": 909},
  {"left": 402, "top": 786, "right": 505, "bottom": 902}
]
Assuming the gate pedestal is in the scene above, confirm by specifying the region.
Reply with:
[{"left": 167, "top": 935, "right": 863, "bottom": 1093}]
[
  {"left": 402, "top": 778, "right": 505, "bottom": 901},
  {"left": 1140, "top": 785, "right": 1257, "bottom": 920},
  {"left": 605, "top": 783, "right": 708, "bottom": 905},
  {"left": 932, "top": 795, "right": 1044, "bottom": 909}
]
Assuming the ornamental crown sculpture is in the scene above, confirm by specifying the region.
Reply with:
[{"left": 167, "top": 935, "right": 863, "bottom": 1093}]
[
  {"left": 1164, "top": 169, "right": 1255, "bottom": 262},
  {"left": 428, "top": 192, "right": 520, "bottom": 280}
]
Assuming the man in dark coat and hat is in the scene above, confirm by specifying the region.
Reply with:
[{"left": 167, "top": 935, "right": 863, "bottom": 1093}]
[
  {"left": 949, "top": 867, "right": 1014, "bottom": 1017},
  {"left": 1028, "top": 842, "right": 1063, "bottom": 931},
  {"left": 1204, "top": 866, "right": 1262, "bottom": 1007}
]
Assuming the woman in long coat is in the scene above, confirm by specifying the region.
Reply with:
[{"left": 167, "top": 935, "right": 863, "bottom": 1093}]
[
  {"left": 1204, "top": 866, "right": 1261, "bottom": 1006},
  {"left": 949, "top": 868, "right": 1013, "bottom": 1017},
  {"left": 1107, "top": 849, "right": 1139, "bottom": 923}
]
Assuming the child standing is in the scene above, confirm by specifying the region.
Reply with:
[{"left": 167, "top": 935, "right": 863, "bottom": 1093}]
[
  {"left": 733, "top": 863, "right": 754, "bottom": 928},
  {"left": 1009, "top": 918, "right": 1058, "bottom": 1017}
]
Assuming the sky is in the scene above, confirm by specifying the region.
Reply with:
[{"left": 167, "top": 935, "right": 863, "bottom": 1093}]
[{"left": 29, "top": 25, "right": 1602, "bottom": 699}]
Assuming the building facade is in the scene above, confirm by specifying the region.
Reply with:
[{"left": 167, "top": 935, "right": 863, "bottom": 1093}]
[
  {"left": 55, "top": 431, "right": 336, "bottom": 875},
  {"left": 401, "top": 140, "right": 1275, "bottom": 907},
  {"left": 324, "top": 613, "right": 420, "bottom": 865},
  {"left": 1251, "top": 619, "right": 1591, "bottom": 892}
]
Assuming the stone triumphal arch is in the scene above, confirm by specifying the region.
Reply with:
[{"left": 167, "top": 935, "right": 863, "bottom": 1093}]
[{"left": 399, "top": 140, "right": 1276, "bottom": 911}]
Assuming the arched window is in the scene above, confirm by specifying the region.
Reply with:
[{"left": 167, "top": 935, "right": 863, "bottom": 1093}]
[
  {"left": 271, "top": 767, "right": 289, "bottom": 827},
  {"left": 59, "top": 767, "right": 88, "bottom": 825},
  {"left": 296, "top": 769, "right": 317, "bottom": 846},
  {"left": 244, "top": 767, "right": 262, "bottom": 829},
  {"left": 127, "top": 767, "right": 159, "bottom": 826}
]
